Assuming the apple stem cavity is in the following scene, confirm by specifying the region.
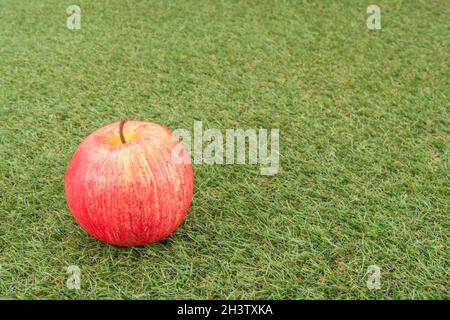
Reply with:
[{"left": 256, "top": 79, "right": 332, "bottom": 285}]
[{"left": 119, "top": 119, "right": 127, "bottom": 144}]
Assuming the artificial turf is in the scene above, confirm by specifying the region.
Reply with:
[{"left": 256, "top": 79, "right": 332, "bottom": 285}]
[{"left": 0, "top": 0, "right": 448, "bottom": 299}]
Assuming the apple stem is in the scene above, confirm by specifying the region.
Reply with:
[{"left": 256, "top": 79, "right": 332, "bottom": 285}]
[{"left": 119, "top": 119, "right": 127, "bottom": 144}]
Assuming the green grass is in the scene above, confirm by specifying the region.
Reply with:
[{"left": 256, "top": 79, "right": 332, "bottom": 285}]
[{"left": 0, "top": 0, "right": 448, "bottom": 299}]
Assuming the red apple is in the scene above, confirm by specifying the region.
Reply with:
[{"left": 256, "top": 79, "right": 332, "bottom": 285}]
[{"left": 65, "top": 120, "right": 193, "bottom": 246}]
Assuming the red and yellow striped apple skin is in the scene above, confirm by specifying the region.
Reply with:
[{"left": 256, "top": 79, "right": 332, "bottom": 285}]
[{"left": 64, "top": 121, "right": 193, "bottom": 246}]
